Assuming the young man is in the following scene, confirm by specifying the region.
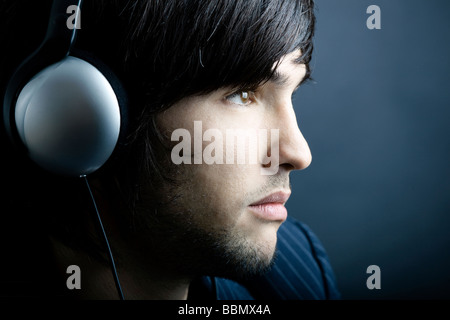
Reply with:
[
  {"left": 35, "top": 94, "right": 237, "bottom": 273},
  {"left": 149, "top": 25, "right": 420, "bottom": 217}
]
[{"left": 0, "top": 0, "right": 340, "bottom": 299}]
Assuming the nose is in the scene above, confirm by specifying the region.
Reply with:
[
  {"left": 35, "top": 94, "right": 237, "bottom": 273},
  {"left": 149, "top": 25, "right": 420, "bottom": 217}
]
[{"left": 270, "top": 99, "right": 312, "bottom": 172}]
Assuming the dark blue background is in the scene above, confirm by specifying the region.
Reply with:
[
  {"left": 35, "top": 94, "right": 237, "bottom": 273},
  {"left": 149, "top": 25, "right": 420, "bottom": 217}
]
[{"left": 289, "top": 0, "right": 450, "bottom": 299}]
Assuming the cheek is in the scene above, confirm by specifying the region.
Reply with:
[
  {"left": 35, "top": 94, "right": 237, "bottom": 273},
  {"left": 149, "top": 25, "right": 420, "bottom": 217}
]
[{"left": 186, "top": 162, "right": 257, "bottom": 226}]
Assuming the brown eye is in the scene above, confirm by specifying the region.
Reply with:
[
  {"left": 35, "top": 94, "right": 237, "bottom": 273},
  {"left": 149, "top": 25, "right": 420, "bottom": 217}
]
[
  {"left": 226, "top": 91, "right": 254, "bottom": 106},
  {"left": 240, "top": 91, "right": 249, "bottom": 103}
]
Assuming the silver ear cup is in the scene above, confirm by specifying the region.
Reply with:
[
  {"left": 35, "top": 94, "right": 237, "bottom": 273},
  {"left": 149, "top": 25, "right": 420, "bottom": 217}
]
[{"left": 14, "top": 56, "right": 121, "bottom": 176}]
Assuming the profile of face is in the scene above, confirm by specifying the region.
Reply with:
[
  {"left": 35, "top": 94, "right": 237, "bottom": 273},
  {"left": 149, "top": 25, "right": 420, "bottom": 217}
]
[{"left": 131, "top": 50, "right": 312, "bottom": 280}]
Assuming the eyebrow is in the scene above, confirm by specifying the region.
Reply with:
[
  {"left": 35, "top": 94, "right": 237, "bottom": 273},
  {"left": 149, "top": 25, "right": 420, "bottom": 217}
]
[{"left": 270, "top": 68, "right": 310, "bottom": 91}]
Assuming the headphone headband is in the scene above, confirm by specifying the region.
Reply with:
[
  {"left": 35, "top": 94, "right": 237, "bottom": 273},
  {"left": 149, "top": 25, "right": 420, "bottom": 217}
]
[
  {"left": 3, "top": 0, "right": 124, "bottom": 177},
  {"left": 3, "top": 0, "right": 82, "bottom": 147},
  {"left": 43, "top": 0, "right": 82, "bottom": 56}
]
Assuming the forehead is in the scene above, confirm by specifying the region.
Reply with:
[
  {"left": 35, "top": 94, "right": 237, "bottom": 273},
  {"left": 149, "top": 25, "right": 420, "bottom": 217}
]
[{"left": 271, "top": 50, "right": 307, "bottom": 88}]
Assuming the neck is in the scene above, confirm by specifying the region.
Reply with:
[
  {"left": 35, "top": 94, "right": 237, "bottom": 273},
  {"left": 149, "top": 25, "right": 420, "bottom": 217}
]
[{"left": 49, "top": 236, "right": 191, "bottom": 300}]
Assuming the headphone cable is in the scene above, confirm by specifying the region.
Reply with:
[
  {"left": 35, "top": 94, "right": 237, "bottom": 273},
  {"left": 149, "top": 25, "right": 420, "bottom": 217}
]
[{"left": 81, "top": 175, "right": 125, "bottom": 300}]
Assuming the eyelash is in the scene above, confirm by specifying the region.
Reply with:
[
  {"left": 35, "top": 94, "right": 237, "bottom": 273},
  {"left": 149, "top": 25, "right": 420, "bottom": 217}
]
[{"left": 225, "top": 90, "right": 256, "bottom": 106}]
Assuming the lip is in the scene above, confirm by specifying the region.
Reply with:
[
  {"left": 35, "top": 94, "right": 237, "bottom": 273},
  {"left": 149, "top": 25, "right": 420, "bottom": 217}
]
[{"left": 248, "top": 191, "right": 291, "bottom": 222}]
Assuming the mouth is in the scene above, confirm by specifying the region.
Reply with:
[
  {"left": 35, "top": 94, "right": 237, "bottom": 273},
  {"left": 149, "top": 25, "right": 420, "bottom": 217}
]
[{"left": 248, "top": 191, "right": 291, "bottom": 222}]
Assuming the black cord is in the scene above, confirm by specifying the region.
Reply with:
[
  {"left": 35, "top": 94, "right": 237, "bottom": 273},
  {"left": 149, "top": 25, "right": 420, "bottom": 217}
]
[{"left": 81, "top": 175, "right": 125, "bottom": 300}]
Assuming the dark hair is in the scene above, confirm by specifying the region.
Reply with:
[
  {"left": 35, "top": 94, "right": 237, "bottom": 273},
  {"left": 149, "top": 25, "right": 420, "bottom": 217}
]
[{"left": 0, "top": 0, "right": 315, "bottom": 254}]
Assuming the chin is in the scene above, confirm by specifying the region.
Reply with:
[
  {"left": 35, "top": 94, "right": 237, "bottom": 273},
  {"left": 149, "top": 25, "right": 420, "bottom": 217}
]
[
  {"left": 203, "top": 223, "right": 279, "bottom": 280},
  {"left": 248, "top": 219, "right": 281, "bottom": 253},
  {"left": 238, "top": 224, "right": 280, "bottom": 274}
]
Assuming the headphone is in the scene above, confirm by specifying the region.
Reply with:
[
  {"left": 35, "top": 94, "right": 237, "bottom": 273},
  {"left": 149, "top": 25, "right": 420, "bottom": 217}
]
[
  {"left": 2, "top": 0, "right": 126, "bottom": 299},
  {"left": 3, "top": 0, "right": 127, "bottom": 177}
]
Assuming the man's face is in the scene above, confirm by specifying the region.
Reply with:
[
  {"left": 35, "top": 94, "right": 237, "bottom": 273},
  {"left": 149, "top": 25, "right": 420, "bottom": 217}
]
[{"left": 136, "top": 50, "right": 312, "bottom": 279}]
